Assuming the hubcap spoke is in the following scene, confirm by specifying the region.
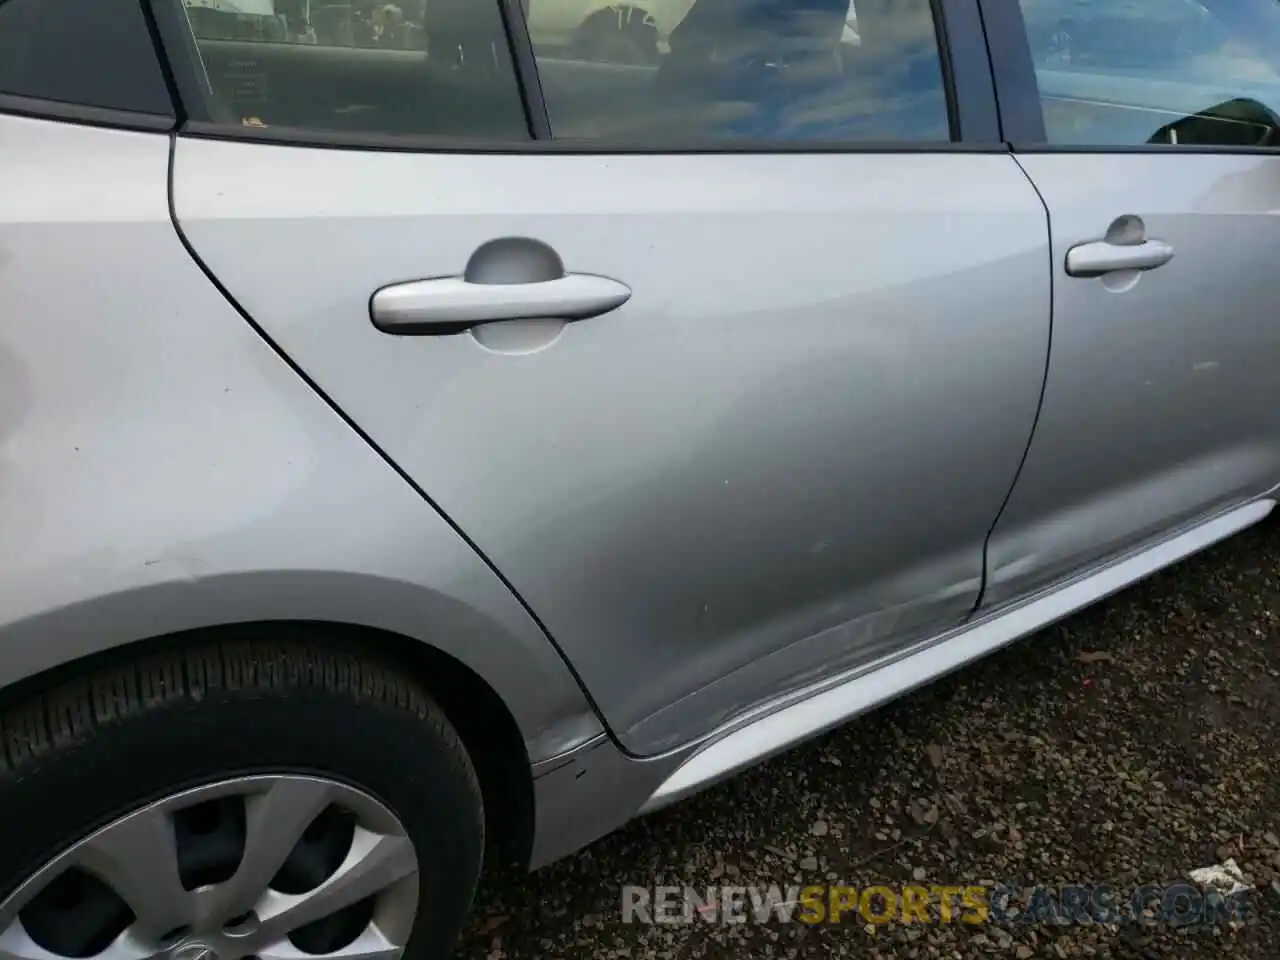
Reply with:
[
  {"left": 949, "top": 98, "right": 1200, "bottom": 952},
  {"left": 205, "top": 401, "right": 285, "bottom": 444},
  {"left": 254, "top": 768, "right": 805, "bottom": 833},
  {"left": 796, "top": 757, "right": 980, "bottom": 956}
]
[
  {"left": 74, "top": 807, "right": 192, "bottom": 941},
  {"left": 0, "top": 923, "right": 156, "bottom": 960},
  {"left": 257, "top": 926, "right": 402, "bottom": 960},
  {"left": 0, "top": 776, "right": 420, "bottom": 960},
  {"left": 253, "top": 829, "right": 416, "bottom": 945},
  {"left": 195, "top": 779, "right": 333, "bottom": 926}
]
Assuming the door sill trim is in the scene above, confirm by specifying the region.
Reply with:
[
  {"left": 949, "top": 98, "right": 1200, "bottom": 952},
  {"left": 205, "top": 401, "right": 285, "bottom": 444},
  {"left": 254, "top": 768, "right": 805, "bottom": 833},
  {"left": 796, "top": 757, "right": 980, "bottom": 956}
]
[{"left": 640, "top": 498, "right": 1274, "bottom": 812}]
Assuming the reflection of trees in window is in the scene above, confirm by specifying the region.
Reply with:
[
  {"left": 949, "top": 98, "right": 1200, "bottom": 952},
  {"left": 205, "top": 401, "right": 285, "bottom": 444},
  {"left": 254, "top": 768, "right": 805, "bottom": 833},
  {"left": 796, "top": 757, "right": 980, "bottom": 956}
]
[
  {"left": 1021, "top": 0, "right": 1277, "bottom": 85},
  {"left": 1024, "top": 0, "right": 1214, "bottom": 70}
]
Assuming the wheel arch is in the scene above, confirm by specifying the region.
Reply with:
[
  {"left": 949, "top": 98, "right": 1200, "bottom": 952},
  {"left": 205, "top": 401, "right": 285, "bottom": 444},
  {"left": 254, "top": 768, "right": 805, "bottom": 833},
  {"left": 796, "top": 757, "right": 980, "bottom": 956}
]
[
  {"left": 0, "top": 114, "right": 603, "bottom": 876},
  {"left": 0, "top": 574, "right": 605, "bottom": 873},
  {"left": 0, "top": 616, "right": 539, "bottom": 874}
]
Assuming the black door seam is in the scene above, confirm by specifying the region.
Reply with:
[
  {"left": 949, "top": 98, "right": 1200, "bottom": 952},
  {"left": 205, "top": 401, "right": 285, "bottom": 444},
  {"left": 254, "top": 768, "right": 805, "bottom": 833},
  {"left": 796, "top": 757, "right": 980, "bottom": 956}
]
[
  {"left": 162, "top": 134, "right": 624, "bottom": 753},
  {"left": 973, "top": 152, "right": 1054, "bottom": 613}
]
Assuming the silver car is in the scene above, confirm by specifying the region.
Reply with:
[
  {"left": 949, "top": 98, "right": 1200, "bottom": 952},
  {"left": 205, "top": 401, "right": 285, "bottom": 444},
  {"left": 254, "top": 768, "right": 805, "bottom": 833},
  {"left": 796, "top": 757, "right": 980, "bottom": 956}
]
[{"left": 2, "top": 0, "right": 1279, "bottom": 955}]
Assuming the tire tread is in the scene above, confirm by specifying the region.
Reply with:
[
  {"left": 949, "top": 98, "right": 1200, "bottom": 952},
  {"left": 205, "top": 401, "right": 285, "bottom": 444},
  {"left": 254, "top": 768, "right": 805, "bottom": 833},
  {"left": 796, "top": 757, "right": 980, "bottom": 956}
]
[{"left": 0, "top": 636, "right": 483, "bottom": 822}]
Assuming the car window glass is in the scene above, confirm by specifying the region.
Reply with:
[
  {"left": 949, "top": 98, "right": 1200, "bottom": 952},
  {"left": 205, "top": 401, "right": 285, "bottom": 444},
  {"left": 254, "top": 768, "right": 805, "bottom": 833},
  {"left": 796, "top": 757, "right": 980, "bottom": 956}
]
[
  {"left": 523, "top": 0, "right": 951, "bottom": 143},
  {"left": 0, "top": 0, "right": 173, "bottom": 117},
  {"left": 1018, "top": 0, "right": 1280, "bottom": 146},
  {"left": 177, "top": 0, "right": 529, "bottom": 139}
]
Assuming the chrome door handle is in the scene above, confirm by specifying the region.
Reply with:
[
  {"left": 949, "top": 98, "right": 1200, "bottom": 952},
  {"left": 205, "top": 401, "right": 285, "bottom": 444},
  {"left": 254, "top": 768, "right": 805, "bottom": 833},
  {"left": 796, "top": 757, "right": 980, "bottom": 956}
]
[
  {"left": 1064, "top": 238, "right": 1174, "bottom": 278},
  {"left": 371, "top": 273, "right": 632, "bottom": 335}
]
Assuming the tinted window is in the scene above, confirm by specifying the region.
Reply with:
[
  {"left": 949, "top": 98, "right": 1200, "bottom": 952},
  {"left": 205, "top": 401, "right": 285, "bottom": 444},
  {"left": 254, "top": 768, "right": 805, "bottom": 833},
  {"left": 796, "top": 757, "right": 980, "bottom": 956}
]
[
  {"left": 525, "top": 0, "right": 951, "bottom": 142},
  {"left": 178, "top": 0, "right": 528, "bottom": 139},
  {"left": 1019, "top": 0, "right": 1280, "bottom": 146},
  {"left": 0, "top": 0, "right": 173, "bottom": 118}
]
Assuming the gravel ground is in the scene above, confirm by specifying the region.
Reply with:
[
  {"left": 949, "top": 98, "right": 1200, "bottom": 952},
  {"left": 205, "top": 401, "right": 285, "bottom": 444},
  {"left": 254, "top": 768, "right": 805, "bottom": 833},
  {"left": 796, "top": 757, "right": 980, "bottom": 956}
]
[{"left": 458, "top": 517, "right": 1280, "bottom": 959}]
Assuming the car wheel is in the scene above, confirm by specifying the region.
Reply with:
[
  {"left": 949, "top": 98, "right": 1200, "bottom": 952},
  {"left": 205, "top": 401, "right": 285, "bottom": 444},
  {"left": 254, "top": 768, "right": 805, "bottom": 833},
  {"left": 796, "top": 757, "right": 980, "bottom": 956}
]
[
  {"left": 0, "top": 633, "right": 485, "bottom": 960},
  {"left": 570, "top": 6, "right": 659, "bottom": 65}
]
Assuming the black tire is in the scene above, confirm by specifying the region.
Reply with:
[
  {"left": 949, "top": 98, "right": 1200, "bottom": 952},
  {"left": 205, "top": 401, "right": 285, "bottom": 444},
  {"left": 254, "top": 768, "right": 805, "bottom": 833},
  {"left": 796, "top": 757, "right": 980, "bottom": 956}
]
[{"left": 0, "top": 628, "right": 484, "bottom": 960}]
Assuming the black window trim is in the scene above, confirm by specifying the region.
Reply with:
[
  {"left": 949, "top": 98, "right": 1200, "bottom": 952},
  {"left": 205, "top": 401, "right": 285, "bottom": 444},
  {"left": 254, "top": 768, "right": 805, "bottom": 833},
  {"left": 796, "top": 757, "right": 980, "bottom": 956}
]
[
  {"left": 152, "top": 0, "right": 1008, "bottom": 154},
  {"left": 499, "top": 0, "right": 550, "bottom": 139},
  {"left": 976, "top": 0, "right": 1280, "bottom": 154},
  {"left": 0, "top": 92, "right": 175, "bottom": 131},
  {"left": 939, "top": 0, "right": 1001, "bottom": 142},
  {"left": 971, "top": 0, "right": 1043, "bottom": 143},
  {"left": 145, "top": 0, "right": 212, "bottom": 125}
]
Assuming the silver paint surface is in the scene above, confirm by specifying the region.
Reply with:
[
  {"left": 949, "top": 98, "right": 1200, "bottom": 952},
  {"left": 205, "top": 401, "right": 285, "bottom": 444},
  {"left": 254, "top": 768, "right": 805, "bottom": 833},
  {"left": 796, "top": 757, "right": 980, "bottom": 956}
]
[
  {"left": 986, "top": 153, "right": 1280, "bottom": 606},
  {"left": 0, "top": 117, "right": 600, "bottom": 764},
  {"left": 173, "top": 140, "right": 1050, "bottom": 755}
]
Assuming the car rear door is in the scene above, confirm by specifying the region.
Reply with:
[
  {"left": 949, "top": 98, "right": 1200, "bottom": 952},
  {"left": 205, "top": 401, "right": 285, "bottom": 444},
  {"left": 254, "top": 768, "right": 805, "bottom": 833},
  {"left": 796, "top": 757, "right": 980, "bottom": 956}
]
[
  {"left": 977, "top": 0, "right": 1280, "bottom": 608},
  {"left": 160, "top": 0, "right": 1051, "bottom": 755}
]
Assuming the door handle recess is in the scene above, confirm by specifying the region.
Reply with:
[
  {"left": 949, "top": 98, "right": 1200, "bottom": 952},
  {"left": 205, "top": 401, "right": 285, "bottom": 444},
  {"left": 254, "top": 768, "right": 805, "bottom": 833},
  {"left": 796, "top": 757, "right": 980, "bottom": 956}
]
[
  {"left": 371, "top": 273, "right": 632, "bottom": 335},
  {"left": 1065, "top": 238, "right": 1174, "bottom": 278}
]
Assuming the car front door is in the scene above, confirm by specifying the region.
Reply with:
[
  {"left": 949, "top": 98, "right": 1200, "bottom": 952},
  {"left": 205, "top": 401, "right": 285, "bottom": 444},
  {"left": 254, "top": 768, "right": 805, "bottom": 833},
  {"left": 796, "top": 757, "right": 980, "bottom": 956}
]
[
  {"left": 163, "top": 0, "right": 1050, "bottom": 754},
  {"left": 977, "top": 0, "right": 1280, "bottom": 608}
]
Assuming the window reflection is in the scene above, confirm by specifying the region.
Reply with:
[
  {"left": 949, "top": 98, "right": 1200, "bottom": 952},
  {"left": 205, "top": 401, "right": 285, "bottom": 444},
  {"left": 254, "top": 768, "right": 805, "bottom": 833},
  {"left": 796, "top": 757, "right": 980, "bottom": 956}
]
[
  {"left": 178, "top": 0, "right": 952, "bottom": 144},
  {"left": 1018, "top": 0, "right": 1280, "bottom": 146},
  {"left": 184, "top": 0, "right": 429, "bottom": 49},
  {"left": 180, "top": 0, "right": 528, "bottom": 139},
  {"left": 528, "top": 0, "right": 952, "bottom": 143}
]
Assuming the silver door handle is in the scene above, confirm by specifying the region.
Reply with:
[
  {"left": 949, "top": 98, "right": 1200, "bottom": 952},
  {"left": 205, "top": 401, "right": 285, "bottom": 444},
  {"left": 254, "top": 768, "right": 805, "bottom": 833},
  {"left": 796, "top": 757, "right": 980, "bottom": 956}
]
[
  {"left": 1065, "top": 238, "right": 1174, "bottom": 278},
  {"left": 371, "top": 273, "right": 632, "bottom": 335}
]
